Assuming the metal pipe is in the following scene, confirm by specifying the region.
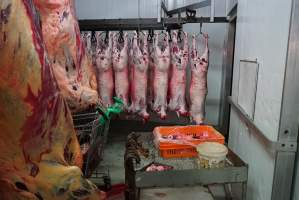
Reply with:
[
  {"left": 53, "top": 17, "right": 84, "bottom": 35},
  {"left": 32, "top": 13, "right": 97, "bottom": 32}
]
[
  {"left": 210, "top": 0, "right": 215, "bottom": 22},
  {"left": 157, "top": 0, "right": 162, "bottom": 23}
]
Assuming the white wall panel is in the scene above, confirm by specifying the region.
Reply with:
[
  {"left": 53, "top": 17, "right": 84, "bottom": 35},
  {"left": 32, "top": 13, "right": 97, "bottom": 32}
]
[
  {"left": 75, "top": 0, "right": 227, "bottom": 19},
  {"left": 231, "top": 0, "right": 292, "bottom": 141},
  {"left": 229, "top": 0, "right": 292, "bottom": 199},
  {"left": 226, "top": 0, "right": 237, "bottom": 14},
  {"left": 75, "top": 0, "right": 158, "bottom": 19},
  {"left": 167, "top": 0, "right": 226, "bottom": 17},
  {"left": 229, "top": 111, "right": 275, "bottom": 200}
]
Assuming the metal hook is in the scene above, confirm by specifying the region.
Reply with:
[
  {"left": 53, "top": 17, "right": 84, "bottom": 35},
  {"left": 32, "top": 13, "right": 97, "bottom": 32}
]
[
  {"left": 200, "top": 17, "right": 203, "bottom": 35},
  {"left": 167, "top": 29, "right": 172, "bottom": 42},
  {"left": 118, "top": 30, "right": 124, "bottom": 43},
  {"left": 104, "top": 30, "right": 109, "bottom": 44},
  {"left": 178, "top": 29, "right": 183, "bottom": 42},
  {"left": 147, "top": 29, "right": 154, "bottom": 43},
  {"left": 91, "top": 31, "right": 96, "bottom": 43}
]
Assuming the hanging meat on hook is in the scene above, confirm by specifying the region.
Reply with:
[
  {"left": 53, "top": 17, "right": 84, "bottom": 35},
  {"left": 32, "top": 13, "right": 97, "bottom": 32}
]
[
  {"left": 152, "top": 32, "right": 171, "bottom": 119},
  {"left": 168, "top": 30, "right": 189, "bottom": 117},
  {"left": 147, "top": 36, "right": 155, "bottom": 108},
  {"left": 0, "top": 0, "right": 103, "bottom": 199},
  {"left": 95, "top": 31, "right": 114, "bottom": 108},
  {"left": 190, "top": 33, "right": 209, "bottom": 124},
  {"left": 129, "top": 31, "right": 150, "bottom": 120},
  {"left": 112, "top": 32, "right": 129, "bottom": 109},
  {"left": 33, "top": 0, "right": 98, "bottom": 113}
]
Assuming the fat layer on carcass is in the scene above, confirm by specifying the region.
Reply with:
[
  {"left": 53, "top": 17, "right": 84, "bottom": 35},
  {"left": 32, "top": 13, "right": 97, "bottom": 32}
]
[
  {"left": 129, "top": 32, "right": 150, "bottom": 120},
  {"left": 33, "top": 0, "right": 98, "bottom": 113},
  {"left": 112, "top": 32, "right": 129, "bottom": 108},
  {"left": 168, "top": 31, "right": 189, "bottom": 116},
  {"left": 95, "top": 31, "right": 114, "bottom": 108},
  {"left": 152, "top": 32, "right": 171, "bottom": 119},
  {"left": 0, "top": 0, "right": 103, "bottom": 199},
  {"left": 190, "top": 33, "right": 209, "bottom": 124}
]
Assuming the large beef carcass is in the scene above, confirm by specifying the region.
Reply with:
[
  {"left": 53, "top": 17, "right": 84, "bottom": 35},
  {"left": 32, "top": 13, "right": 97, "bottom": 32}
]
[
  {"left": 95, "top": 32, "right": 114, "bottom": 108},
  {"left": 168, "top": 31, "right": 189, "bottom": 116},
  {"left": 190, "top": 34, "right": 209, "bottom": 124},
  {"left": 129, "top": 32, "right": 150, "bottom": 120},
  {"left": 0, "top": 0, "right": 103, "bottom": 199},
  {"left": 112, "top": 32, "right": 129, "bottom": 108},
  {"left": 152, "top": 32, "right": 171, "bottom": 119},
  {"left": 33, "top": 0, "right": 98, "bottom": 112}
]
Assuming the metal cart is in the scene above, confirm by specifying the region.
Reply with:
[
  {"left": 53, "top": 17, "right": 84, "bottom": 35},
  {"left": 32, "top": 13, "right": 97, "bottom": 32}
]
[
  {"left": 73, "top": 98, "right": 124, "bottom": 177},
  {"left": 125, "top": 132, "right": 248, "bottom": 200}
]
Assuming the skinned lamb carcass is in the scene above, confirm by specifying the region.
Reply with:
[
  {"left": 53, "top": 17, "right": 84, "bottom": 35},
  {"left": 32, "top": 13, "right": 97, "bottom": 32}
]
[
  {"left": 33, "top": 0, "right": 98, "bottom": 113},
  {"left": 81, "top": 31, "right": 92, "bottom": 57},
  {"left": 0, "top": 0, "right": 103, "bottom": 199},
  {"left": 168, "top": 31, "right": 189, "bottom": 116},
  {"left": 152, "top": 32, "right": 171, "bottom": 119},
  {"left": 190, "top": 33, "right": 209, "bottom": 124},
  {"left": 112, "top": 32, "right": 129, "bottom": 109},
  {"left": 95, "top": 31, "right": 114, "bottom": 108},
  {"left": 147, "top": 40, "right": 155, "bottom": 108},
  {"left": 129, "top": 32, "right": 150, "bottom": 120}
]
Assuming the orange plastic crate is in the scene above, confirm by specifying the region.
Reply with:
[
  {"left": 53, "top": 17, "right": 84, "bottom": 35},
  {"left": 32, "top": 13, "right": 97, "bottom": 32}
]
[{"left": 153, "top": 125, "right": 225, "bottom": 158}]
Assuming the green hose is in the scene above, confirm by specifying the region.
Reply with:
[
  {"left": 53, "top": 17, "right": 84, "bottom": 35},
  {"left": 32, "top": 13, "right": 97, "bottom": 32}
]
[{"left": 96, "top": 97, "right": 124, "bottom": 126}]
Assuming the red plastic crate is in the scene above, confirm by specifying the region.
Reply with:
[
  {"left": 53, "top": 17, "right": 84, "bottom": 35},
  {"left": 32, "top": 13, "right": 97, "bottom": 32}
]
[{"left": 153, "top": 125, "right": 225, "bottom": 158}]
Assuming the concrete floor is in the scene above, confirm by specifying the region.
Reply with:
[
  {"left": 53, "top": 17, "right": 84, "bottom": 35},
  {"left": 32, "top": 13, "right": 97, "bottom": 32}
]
[{"left": 95, "top": 121, "right": 228, "bottom": 200}]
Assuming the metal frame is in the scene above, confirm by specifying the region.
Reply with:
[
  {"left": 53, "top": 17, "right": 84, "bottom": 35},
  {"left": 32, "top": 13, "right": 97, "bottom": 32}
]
[
  {"left": 272, "top": 0, "right": 299, "bottom": 199},
  {"left": 226, "top": 3, "right": 237, "bottom": 22},
  {"left": 218, "top": 19, "right": 236, "bottom": 137}
]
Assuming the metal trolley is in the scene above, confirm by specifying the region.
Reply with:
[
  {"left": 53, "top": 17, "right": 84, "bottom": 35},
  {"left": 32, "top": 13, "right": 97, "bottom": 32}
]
[
  {"left": 125, "top": 132, "right": 248, "bottom": 200},
  {"left": 73, "top": 98, "right": 124, "bottom": 178}
]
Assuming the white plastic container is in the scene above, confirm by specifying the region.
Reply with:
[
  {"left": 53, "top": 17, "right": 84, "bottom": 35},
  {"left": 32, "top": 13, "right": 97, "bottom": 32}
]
[{"left": 196, "top": 142, "right": 228, "bottom": 168}]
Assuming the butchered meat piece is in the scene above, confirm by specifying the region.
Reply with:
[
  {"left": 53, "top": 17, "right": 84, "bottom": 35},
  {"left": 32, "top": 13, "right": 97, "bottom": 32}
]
[{"left": 33, "top": 0, "right": 98, "bottom": 112}]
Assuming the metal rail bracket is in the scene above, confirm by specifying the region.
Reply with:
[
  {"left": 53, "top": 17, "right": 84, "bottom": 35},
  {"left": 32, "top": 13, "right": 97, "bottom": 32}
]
[{"left": 228, "top": 96, "right": 298, "bottom": 153}]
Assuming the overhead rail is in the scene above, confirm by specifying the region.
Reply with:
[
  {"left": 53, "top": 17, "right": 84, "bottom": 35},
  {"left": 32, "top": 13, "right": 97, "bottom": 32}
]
[{"left": 79, "top": 17, "right": 228, "bottom": 31}]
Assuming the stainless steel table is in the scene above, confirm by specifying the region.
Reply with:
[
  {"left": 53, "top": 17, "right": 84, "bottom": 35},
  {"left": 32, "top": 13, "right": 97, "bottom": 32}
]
[{"left": 124, "top": 132, "right": 248, "bottom": 200}]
